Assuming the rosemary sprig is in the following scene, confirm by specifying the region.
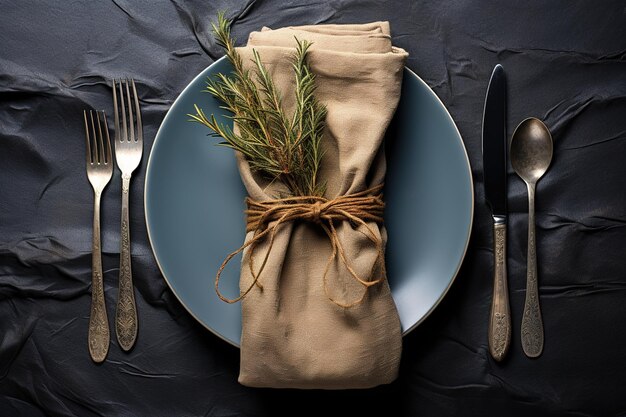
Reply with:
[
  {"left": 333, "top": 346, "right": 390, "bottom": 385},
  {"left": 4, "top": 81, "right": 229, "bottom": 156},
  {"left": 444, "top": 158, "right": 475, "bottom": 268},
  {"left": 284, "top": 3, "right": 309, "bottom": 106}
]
[{"left": 188, "top": 12, "right": 327, "bottom": 197}]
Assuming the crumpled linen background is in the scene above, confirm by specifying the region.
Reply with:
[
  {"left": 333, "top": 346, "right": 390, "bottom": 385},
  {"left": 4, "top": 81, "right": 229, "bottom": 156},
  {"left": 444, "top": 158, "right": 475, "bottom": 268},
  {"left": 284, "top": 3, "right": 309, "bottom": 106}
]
[{"left": 0, "top": 1, "right": 625, "bottom": 416}]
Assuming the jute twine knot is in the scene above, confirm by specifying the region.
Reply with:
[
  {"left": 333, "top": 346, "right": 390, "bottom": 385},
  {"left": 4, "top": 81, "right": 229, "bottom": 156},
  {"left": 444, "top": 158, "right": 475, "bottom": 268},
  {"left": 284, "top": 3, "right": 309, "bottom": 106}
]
[
  {"left": 215, "top": 183, "right": 387, "bottom": 308},
  {"left": 311, "top": 201, "right": 323, "bottom": 224}
]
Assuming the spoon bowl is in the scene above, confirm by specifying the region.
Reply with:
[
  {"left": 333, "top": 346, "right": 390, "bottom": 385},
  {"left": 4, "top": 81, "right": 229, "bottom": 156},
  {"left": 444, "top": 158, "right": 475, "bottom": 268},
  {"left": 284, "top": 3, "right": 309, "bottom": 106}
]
[
  {"left": 510, "top": 117, "right": 553, "bottom": 358},
  {"left": 511, "top": 118, "right": 553, "bottom": 184}
]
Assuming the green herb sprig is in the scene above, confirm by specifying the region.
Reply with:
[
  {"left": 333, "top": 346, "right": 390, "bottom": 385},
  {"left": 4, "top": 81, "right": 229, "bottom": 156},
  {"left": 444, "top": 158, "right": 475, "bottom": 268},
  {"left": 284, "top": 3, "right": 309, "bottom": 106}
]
[{"left": 189, "top": 12, "right": 327, "bottom": 197}]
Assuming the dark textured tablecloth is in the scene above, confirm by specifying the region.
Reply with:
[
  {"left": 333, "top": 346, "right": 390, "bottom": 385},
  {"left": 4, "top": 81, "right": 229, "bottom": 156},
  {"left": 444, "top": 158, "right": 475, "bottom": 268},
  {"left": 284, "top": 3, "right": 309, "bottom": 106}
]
[{"left": 1, "top": 1, "right": 625, "bottom": 416}]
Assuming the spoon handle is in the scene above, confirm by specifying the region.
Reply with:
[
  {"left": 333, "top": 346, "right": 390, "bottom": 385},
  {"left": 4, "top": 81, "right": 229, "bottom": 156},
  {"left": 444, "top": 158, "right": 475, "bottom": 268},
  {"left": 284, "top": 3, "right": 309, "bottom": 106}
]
[
  {"left": 521, "top": 182, "right": 544, "bottom": 358},
  {"left": 488, "top": 220, "right": 511, "bottom": 361}
]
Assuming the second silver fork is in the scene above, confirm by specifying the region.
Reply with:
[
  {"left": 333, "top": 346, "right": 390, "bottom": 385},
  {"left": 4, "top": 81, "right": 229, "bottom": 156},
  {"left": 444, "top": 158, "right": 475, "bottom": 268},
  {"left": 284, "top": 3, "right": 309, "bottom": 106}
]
[
  {"left": 84, "top": 110, "right": 113, "bottom": 363},
  {"left": 112, "top": 79, "right": 143, "bottom": 351}
]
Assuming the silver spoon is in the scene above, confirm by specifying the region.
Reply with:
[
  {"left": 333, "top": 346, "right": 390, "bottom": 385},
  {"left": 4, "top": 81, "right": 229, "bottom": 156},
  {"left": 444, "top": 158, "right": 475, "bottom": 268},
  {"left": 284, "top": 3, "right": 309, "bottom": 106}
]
[{"left": 510, "top": 117, "right": 553, "bottom": 358}]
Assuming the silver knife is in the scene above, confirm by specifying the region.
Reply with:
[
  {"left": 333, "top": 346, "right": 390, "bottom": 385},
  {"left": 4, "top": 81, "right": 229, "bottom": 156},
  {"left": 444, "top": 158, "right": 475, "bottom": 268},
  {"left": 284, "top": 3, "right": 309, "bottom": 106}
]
[{"left": 482, "top": 64, "right": 511, "bottom": 361}]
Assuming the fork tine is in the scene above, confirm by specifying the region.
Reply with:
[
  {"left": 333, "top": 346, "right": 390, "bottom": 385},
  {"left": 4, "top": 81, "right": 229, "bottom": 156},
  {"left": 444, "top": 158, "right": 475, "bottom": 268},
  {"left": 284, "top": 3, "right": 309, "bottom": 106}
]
[
  {"left": 96, "top": 111, "right": 106, "bottom": 164},
  {"left": 94, "top": 110, "right": 106, "bottom": 164},
  {"left": 125, "top": 79, "right": 135, "bottom": 143},
  {"left": 84, "top": 110, "right": 92, "bottom": 164},
  {"left": 131, "top": 79, "right": 142, "bottom": 143},
  {"left": 112, "top": 80, "right": 121, "bottom": 143},
  {"left": 89, "top": 110, "right": 99, "bottom": 163},
  {"left": 102, "top": 110, "right": 112, "bottom": 165},
  {"left": 119, "top": 80, "right": 128, "bottom": 142}
]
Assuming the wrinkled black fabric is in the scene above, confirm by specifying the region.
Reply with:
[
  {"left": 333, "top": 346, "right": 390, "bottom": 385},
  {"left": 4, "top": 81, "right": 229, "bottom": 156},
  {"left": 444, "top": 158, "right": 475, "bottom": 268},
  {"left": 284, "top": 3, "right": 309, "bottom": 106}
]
[{"left": 1, "top": 1, "right": 625, "bottom": 416}]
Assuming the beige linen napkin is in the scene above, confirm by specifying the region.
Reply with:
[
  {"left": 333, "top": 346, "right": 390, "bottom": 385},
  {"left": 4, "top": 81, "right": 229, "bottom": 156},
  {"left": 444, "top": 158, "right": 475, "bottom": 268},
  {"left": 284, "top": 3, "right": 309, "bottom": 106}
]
[{"left": 234, "top": 21, "right": 408, "bottom": 389}]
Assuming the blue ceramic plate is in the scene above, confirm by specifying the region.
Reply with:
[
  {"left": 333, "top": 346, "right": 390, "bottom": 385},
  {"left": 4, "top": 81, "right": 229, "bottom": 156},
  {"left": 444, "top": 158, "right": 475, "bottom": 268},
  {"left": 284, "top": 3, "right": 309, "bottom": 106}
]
[{"left": 145, "top": 57, "right": 474, "bottom": 346}]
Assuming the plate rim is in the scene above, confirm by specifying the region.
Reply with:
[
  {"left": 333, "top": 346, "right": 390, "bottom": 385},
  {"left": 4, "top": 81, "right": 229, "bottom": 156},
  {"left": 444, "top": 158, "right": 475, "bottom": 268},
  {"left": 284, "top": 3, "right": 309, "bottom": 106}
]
[
  {"left": 144, "top": 57, "right": 474, "bottom": 347},
  {"left": 399, "top": 67, "right": 474, "bottom": 335}
]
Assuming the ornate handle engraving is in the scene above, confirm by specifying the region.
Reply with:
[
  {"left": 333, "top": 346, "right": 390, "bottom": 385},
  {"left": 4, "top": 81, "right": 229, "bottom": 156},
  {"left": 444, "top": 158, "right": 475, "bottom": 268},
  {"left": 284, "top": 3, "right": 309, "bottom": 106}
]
[
  {"left": 488, "top": 221, "right": 511, "bottom": 362},
  {"left": 89, "top": 193, "right": 110, "bottom": 363},
  {"left": 116, "top": 174, "right": 138, "bottom": 351},
  {"left": 521, "top": 182, "right": 544, "bottom": 358}
]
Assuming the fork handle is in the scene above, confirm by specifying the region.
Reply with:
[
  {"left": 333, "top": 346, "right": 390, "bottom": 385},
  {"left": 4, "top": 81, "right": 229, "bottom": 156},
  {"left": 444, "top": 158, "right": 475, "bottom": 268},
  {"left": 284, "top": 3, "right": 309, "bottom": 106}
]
[
  {"left": 116, "top": 174, "right": 138, "bottom": 351},
  {"left": 488, "top": 219, "right": 511, "bottom": 362},
  {"left": 89, "top": 192, "right": 110, "bottom": 363}
]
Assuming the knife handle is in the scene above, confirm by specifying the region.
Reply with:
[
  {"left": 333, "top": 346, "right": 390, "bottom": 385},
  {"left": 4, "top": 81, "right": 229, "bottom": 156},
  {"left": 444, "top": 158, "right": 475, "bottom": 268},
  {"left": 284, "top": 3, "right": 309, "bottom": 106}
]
[{"left": 488, "top": 220, "right": 511, "bottom": 361}]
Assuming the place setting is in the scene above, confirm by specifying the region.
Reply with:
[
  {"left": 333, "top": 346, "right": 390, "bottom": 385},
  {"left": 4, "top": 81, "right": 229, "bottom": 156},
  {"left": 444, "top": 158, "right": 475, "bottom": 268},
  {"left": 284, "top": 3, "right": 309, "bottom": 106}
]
[
  {"left": 76, "top": 12, "right": 563, "bottom": 388},
  {"left": 0, "top": 0, "right": 626, "bottom": 417},
  {"left": 5, "top": 2, "right": 626, "bottom": 415}
]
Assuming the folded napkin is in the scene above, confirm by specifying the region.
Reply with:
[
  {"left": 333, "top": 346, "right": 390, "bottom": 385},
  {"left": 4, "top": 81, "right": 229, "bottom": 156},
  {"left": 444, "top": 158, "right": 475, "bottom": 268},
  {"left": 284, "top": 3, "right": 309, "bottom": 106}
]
[{"left": 234, "top": 21, "right": 408, "bottom": 389}]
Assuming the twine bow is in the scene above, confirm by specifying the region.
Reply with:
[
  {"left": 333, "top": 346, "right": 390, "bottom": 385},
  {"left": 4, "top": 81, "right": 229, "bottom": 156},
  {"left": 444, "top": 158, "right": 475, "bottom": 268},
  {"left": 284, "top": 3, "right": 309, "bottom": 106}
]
[{"left": 215, "top": 184, "right": 387, "bottom": 308}]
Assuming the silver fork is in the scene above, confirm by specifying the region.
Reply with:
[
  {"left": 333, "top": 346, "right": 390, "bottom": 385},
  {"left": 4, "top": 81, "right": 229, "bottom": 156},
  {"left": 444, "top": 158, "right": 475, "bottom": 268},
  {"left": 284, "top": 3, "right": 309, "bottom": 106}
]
[
  {"left": 84, "top": 110, "right": 113, "bottom": 363},
  {"left": 112, "top": 79, "right": 142, "bottom": 351}
]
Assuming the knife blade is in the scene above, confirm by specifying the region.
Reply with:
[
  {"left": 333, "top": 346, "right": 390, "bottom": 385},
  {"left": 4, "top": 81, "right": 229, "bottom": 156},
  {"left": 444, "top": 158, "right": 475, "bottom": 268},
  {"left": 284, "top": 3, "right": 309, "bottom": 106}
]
[{"left": 482, "top": 64, "right": 511, "bottom": 362}]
